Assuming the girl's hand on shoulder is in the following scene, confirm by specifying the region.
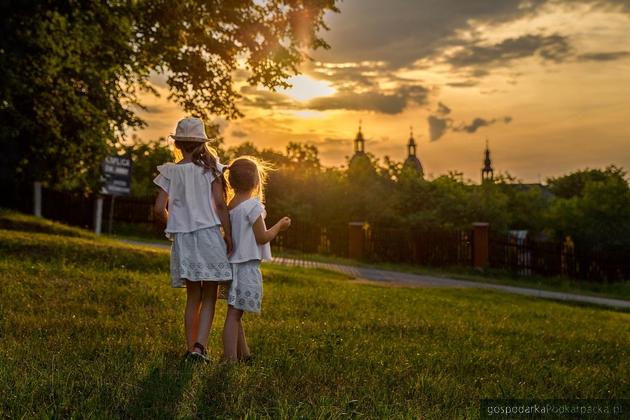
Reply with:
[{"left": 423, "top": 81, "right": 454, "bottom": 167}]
[{"left": 279, "top": 216, "right": 291, "bottom": 231}]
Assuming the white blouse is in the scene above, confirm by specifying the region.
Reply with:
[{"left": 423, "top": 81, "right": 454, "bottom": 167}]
[
  {"left": 153, "top": 162, "right": 226, "bottom": 237},
  {"left": 228, "top": 198, "right": 272, "bottom": 263}
]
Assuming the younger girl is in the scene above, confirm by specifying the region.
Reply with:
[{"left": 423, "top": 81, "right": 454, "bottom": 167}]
[
  {"left": 222, "top": 156, "right": 291, "bottom": 362},
  {"left": 153, "top": 117, "right": 233, "bottom": 361}
]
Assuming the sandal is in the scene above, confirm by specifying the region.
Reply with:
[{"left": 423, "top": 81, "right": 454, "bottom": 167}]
[{"left": 191, "top": 342, "right": 210, "bottom": 363}]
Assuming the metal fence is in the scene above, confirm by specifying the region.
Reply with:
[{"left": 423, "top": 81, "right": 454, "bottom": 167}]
[
  {"left": 2, "top": 185, "right": 156, "bottom": 233},
  {"left": 274, "top": 222, "right": 349, "bottom": 258},
  {"left": 4, "top": 186, "right": 628, "bottom": 282},
  {"left": 367, "top": 227, "right": 472, "bottom": 266},
  {"left": 274, "top": 223, "right": 472, "bottom": 267},
  {"left": 489, "top": 233, "right": 629, "bottom": 282}
]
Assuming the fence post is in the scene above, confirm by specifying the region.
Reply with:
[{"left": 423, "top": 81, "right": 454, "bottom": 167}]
[
  {"left": 472, "top": 222, "right": 489, "bottom": 268},
  {"left": 348, "top": 222, "right": 367, "bottom": 260},
  {"left": 94, "top": 195, "right": 104, "bottom": 235},
  {"left": 33, "top": 182, "right": 42, "bottom": 217}
]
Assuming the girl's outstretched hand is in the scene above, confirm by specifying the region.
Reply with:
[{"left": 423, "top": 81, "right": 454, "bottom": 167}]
[
  {"left": 225, "top": 235, "right": 234, "bottom": 256},
  {"left": 279, "top": 216, "right": 291, "bottom": 231}
]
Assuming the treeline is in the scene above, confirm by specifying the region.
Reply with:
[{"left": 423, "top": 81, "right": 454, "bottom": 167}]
[{"left": 125, "top": 138, "right": 630, "bottom": 252}]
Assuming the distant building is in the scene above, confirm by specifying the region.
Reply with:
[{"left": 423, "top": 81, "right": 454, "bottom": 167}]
[
  {"left": 348, "top": 121, "right": 372, "bottom": 171},
  {"left": 402, "top": 127, "right": 423, "bottom": 177},
  {"left": 481, "top": 139, "right": 494, "bottom": 183},
  {"left": 481, "top": 140, "right": 555, "bottom": 199}
]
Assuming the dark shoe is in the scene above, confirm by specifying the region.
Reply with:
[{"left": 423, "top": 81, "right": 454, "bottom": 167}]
[
  {"left": 191, "top": 342, "right": 210, "bottom": 363},
  {"left": 240, "top": 353, "right": 254, "bottom": 364}
]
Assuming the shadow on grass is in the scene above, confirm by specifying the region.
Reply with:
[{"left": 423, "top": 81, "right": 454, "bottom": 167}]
[
  {"left": 126, "top": 351, "right": 196, "bottom": 418},
  {"left": 193, "top": 361, "right": 236, "bottom": 416}
]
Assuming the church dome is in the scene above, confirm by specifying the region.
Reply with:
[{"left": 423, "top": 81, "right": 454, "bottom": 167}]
[{"left": 402, "top": 127, "right": 424, "bottom": 177}]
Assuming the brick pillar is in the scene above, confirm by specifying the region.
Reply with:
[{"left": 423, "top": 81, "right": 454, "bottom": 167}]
[
  {"left": 348, "top": 222, "right": 367, "bottom": 260},
  {"left": 472, "top": 223, "right": 489, "bottom": 268}
]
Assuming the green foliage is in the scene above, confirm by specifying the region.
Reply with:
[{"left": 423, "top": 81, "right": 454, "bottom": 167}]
[
  {"left": 1, "top": 229, "right": 629, "bottom": 417},
  {"left": 118, "top": 136, "right": 629, "bottom": 250},
  {"left": 286, "top": 141, "right": 321, "bottom": 169},
  {"left": 546, "top": 175, "right": 630, "bottom": 248},
  {"left": 120, "top": 137, "right": 174, "bottom": 198},
  {"left": 0, "top": 0, "right": 338, "bottom": 190},
  {"left": 217, "top": 142, "right": 630, "bottom": 248},
  {"left": 546, "top": 165, "right": 627, "bottom": 198}
]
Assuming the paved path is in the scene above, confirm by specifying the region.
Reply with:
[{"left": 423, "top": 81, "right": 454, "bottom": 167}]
[
  {"left": 121, "top": 240, "right": 630, "bottom": 310},
  {"left": 270, "top": 257, "right": 630, "bottom": 310}
]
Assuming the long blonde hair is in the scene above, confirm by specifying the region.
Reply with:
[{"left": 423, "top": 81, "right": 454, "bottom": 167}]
[
  {"left": 225, "top": 156, "right": 273, "bottom": 202},
  {"left": 173, "top": 141, "right": 226, "bottom": 198}
]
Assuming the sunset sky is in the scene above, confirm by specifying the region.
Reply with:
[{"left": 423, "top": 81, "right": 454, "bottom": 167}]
[{"left": 135, "top": 0, "right": 630, "bottom": 183}]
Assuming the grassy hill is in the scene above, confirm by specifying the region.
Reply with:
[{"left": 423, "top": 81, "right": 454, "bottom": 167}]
[{"left": 0, "top": 214, "right": 629, "bottom": 418}]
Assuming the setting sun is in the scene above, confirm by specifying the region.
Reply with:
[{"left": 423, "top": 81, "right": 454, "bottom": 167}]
[{"left": 278, "top": 74, "right": 336, "bottom": 102}]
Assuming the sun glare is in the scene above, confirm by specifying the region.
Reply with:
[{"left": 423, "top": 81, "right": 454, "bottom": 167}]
[{"left": 279, "top": 75, "right": 336, "bottom": 101}]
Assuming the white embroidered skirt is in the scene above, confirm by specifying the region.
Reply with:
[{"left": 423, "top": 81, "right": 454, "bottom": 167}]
[
  {"left": 227, "top": 260, "right": 263, "bottom": 313},
  {"left": 170, "top": 226, "right": 232, "bottom": 288}
]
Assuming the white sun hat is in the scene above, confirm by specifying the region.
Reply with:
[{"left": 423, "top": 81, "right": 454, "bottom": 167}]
[{"left": 170, "top": 117, "right": 209, "bottom": 142}]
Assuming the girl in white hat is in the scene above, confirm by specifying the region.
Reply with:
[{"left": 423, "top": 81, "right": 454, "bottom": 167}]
[{"left": 153, "top": 117, "right": 233, "bottom": 362}]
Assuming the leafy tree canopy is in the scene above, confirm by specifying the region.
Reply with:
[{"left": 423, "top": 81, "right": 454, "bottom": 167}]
[
  {"left": 0, "top": 0, "right": 338, "bottom": 191},
  {"left": 546, "top": 165, "right": 627, "bottom": 199}
]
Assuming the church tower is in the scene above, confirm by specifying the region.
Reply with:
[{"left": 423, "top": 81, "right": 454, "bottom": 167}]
[
  {"left": 353, "top": 120, "right": 365, "bottom": 155},
  {"left": 403, "top": 126, "right": 424, "bottom": 177},
  {"left": 481, "top": 139, "right": 494, "bottom": 183},
  {"left": 348, "top": 120, "right": 374, "bottom": 175}
]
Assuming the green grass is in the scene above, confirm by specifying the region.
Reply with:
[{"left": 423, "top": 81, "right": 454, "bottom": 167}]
[
  {"left": 1, "top": 227, "right": 629, "bottom": 418},
  {"left": 11, "top": 207, "right": 623, "bottom": 301},
  {"left": 0, "top": 208, "right": 97, "bottom": 239},
  {"left": 275, "top": 248, "right": 630, "bottom": 301}
]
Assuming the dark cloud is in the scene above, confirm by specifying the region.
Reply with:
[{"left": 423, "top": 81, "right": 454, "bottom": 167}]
[
  {"left": 231, "top": 129, "right": 248, "bottom": 138},
  {"left": 446, "top": 80, "right": 479, "bottom": 88},
  {"left": 306, "top": 84, "right": 429, "bottom": 114},
  {"left": 317, "top": 0, "right": 629, "bottom": 69},
  {"left": 308, "top": 92, "right": 403, "bottom": 114},
  {"left": 445, "top": 33, "right": 572, "bottom": 69},
  {"left": 239, "top": 86, "right": 298, "bottom": 109},
  {"left": 577, "top": 51, "right": 630, "bottom": 61},
  {"left": 428, "top": 115, "right": 452, "bottom": 141},
  {"left": 453, "top": 116, "right": 512, "bottom": 133},
  {"left": 428, "top": 104, "right": 512, "bottom": 141},
  {"left": 437, "top": 102, "right": 451, "bottom": 115},
  {"left": 317, "top": 0, "right": 552, "bottom": 67},
  {"left": 309, "top": 62, "right": 386, "bottom": 89}
]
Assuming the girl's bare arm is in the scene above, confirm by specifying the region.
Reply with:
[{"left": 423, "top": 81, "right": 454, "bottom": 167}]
[
  {"left": 212, "top": 177, "right": 233, "bottom": 255},
  {"left": 253, "top": 216, "right": 291, "bottom": 245},
  {"left": 154, "top": 189, "right": 169, "bottom": 224}
]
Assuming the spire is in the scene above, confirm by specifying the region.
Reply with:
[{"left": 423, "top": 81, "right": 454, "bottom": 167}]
[
  {"left": 403, "top": 126, "right": 424, "bottom": 177},
  {"left": 407, "top": 125, "right": 416, "bottom": 157},
  {"left": 482, "top": 138, "right": 494, "bottom": 182},
  {"left": 354, "top": 120, "right": 365, "bottom": 153}
]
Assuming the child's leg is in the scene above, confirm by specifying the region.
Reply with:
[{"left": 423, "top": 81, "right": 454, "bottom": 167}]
[
  {"left": 237, "top": 320, "right": 251, "bottom": 360},
  {"left": 184, "top": 280, "right": 202, "bottom": 351},
  {"left": 195, "top": 282, "right": 218, "bottom": 347},
  {"left": 223, "top": 306, "right": 243, "bottom": 361}
]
